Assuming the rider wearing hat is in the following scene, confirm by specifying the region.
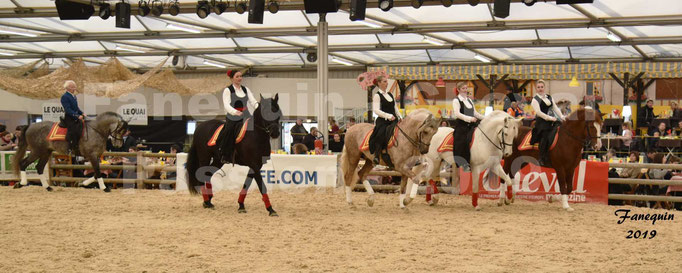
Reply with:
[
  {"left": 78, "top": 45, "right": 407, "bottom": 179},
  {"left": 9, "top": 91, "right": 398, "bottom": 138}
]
[
  {"left": 530, "top": 80, "right": 565, "bottom": 167},
  {"left": 368, "top": 76, "right": 402, "bottom": 165},
  {"left": 219, "top": 70, "right": 259, "bottom": 163},
  {"left": 61, "top": 80, "right": 85, "bottom": 155},
  {"left": 452, "top": 81, "right": 484, "bottom": 170}
]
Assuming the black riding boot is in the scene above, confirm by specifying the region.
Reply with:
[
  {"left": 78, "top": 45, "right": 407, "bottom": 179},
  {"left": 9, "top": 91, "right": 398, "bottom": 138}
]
[
  {"left": 219, "top": 128, "right": 235, "bottom": 164},
  {"left": 372, "top": 146, "right": 382, "bottom": 165},
  {"left": 538, "top": 139, "right": 551, "bottom": 167}
]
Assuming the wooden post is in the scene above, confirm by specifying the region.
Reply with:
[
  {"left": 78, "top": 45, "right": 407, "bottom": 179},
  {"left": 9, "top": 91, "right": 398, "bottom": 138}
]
[{"left": 136, "top": 151, "right": 144, "bottom": 189}]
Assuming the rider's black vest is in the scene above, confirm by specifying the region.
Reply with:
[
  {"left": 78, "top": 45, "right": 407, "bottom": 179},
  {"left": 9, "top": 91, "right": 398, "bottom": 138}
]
[
  {"left": 378, "top": 91, "right": 396, "bottom": 118},
  {"left": 534, "top": 95, "right": 554, "bottom": 120},
  {"left": 457, "top": 97, "right": 475, "bottom": 118},
  {"left": 227, "top": 85, "right": 249, "bottom": 111}
]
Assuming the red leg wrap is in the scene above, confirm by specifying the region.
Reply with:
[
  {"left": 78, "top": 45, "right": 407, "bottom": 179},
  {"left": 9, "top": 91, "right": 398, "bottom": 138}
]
[
  {"left": 425, "top": 186, "right": 432, "bottom": 202},
  {"left": 238, "top": 189, "right": 248, "bottom": 203},
  {"left": 506, "top": 185, "right": 513, "bottom": 200},
  {"left": 429, "top": 179, "right": 439, "bottom": 194},
  {"left": 201, "top": 182, "right": 213, "bottom": 202},
  {"left": 262, "top": 194, "right": 272, "bottom": 208},
  {"left": 472, "top": 193, "right": 479, "bottom": 207}
]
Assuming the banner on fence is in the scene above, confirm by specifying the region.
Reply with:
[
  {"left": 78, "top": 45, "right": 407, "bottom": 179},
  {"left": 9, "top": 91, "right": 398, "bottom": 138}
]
[
  {"left": 1, "top": 151, "right": 38, "bottom": 175},
  {"left": 42, "top": 103, "right": 64, "bottom": 122},
  {"left": 175, "top": 154, "right": 338, "bottom": 193},
  {"left": 118, "top": 104, "right": 147, "bottom": 125},
  {"left": 459, "top": 160, "right": 609, "bottom": 204}
]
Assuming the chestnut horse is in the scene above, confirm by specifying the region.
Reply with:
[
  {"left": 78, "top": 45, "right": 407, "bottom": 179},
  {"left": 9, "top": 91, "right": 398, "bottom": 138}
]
[{"left": 501, "top": 109, "right": 602, "bottom": 211}]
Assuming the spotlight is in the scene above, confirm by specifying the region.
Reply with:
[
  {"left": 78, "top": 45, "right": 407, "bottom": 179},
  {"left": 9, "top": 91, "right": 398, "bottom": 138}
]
[
  {"left": 168, "top": 1, "right": 180, "bottom": 16},
  {"left": 411, "top": 0, "right": 424, "bottom": 9},
  {"left": 467, "top": 0, "right": 480, "bottom": 6},
  {"left": 235, "top": 2, "right": 247, "bottom": 14},
  {"left": 267, "top": 1, "right": 279, "bottom": 14},
  {"left": 99, "top": 3, "right": 111, "bottom": 19},
  {"left": 214, "top": 1, "right": 228, "bottom": 15},
  {"left": 138, "top": 0, "right": 150, "bottom": 16},
  {"left": 196, "top": 0, "right": 210, "bottom": 18},
  {"left": 378, "top": 0, "right": 392, "bottom": 12},
  {"left": 441, "top": 0, "right": 453, "bottom": 7},
  {"left": 151, "top": 0, "right": 163, "bottom": 16},
  {"left": 523, "top": 0, "right": 536, "bottom": 6},
  {"left": 607, "top": 32, "right": 622, "bottom": 42}
]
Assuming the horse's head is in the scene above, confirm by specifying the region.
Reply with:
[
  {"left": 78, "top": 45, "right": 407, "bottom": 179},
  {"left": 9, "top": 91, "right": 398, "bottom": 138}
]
[
  {"left": 408, "top": 109, "right": 440, "bottom": 154},
  {"left": 501, "top": 115, "right": 522, "bottom": 157},
  {"left": 569, "top": 109, "right": 603, "bottom": 150},
  {"left": 255, "top": 93, "right": 282, "bottom": 139},
  {"left": 97, "top": 112, "right": 128, "bottom": 148}
]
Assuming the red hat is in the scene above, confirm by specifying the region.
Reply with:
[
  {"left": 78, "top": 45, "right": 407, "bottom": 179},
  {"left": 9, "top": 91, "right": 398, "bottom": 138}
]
[
  {"left": 226, "top": 70, "right": 235, "bottom": 78},
  {"left": 453, "top": 86, "right": 459, "bottom": 95},
  {"left": 372, "top": 78, "right": 378, "bottom": 86}
]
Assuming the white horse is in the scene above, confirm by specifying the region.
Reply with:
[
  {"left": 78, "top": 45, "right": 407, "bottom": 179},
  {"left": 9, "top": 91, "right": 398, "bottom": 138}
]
[{"left": 405, "top": 111, "right": 522, "bottom": 210}]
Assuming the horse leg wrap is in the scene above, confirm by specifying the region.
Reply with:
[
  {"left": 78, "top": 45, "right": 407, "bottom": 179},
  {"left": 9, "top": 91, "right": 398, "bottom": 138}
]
[
  {"left": 20, "top": 171, "right": 27, "bottom": 186},
  {"left": 82, "top": 176, "right": 96, "bottom": 186},
  {"left": 425, "top": 185, "right": 432, "bottom": 202},
  {"left": 238, "top": 188, "right": 248, "bottom": 204},
  {"left": 39, "top": 173, "right": 49, "bottom": 189},
  {"left": 472, "top": 193, "right": 479, "bottom": 208},
  {"left": 506, "top": 185, "right": 513, "bottom": 200},
  {"left": 262, "top": 194, "right": 272, "bottom": 208},
  {"left": 97, "top": 178, "right": 106, "bottom": 190},
  {"left": 429, "top": 179, "right": 439, "bottom": 194},
  {"left": 201, "top": 182, "right": 213, "bottom": 202}
]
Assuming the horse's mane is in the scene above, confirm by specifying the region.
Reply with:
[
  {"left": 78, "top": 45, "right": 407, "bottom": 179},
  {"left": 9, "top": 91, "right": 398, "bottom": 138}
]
[
  {"left": 96, "top": 111, "right": 122, "bottom": 120},
  {"left": 479, "top": 110, "right": 507, "bottom": 126}
]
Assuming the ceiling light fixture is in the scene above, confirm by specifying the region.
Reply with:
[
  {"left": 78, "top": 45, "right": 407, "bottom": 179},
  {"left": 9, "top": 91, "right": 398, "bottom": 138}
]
[
  {"left": 607, "top": 32, "right": 622, "bottom": 42},
  {"left": 523, "top": 0, "right": 537, "bottom": 6},
  {"left": 411, "top": 0, "right": 424, "bottom": 9},
  {"left": 168, "top": 0, "right": 180, "bottom": 16},
  {"left": 331, "top": 57, "right": 354, "bottom": 66},
  {"left": 166, "top": 23, "right": 201, "bottom": 33},
  {"left": 422, "top": 36, "right": 445, "bottom": 46},
  {"left": 467, "top": 0, "right": 480, "bottom": 6},
  {"left": 268, "top": 1, "right": 280, "bottom": 14},
  {"left": 474, "top": 54, "right": 492, "bottom": 63},
  {"left": 378, "top": 0, "right": 393, "bottom": 12},
  {"left": 441, "top": 0, "right": 453, "bottom": 7},
  {"left": 151, "top": 0, "right": 163, "bottom": 16},
  {"left": 214, "top": 0, "right": 228, "bottom": 15},
  {"left": 235, "top": 2, "right": 248, "bottom": 14},
  {"left": 196, "top": 0, "right": 211, "bottom": 18},
  {"left": 203, "top": 60, "right": 226, "bottom": 68},
  {"left": 99, "top": 3, "right": 111, "bottom": 19},
  {"left": 356, "top": 20, "right": 382, "bottom": 29},
  {"left": 138, "top": 0, "right": 151, "bottom": 16},
  {"left": 0, "top": 29, "right": 38, "bottom": 37}
]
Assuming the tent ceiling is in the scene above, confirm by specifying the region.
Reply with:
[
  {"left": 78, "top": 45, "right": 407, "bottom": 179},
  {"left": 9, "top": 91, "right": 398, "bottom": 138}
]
[{"left": 0, "top": 0, "right": 680, "bottom": 72}]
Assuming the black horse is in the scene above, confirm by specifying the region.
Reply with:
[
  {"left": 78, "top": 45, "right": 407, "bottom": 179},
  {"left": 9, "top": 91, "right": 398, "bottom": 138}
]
[{"left": 186, "top": 94, "right": 282, "bottom": 216}]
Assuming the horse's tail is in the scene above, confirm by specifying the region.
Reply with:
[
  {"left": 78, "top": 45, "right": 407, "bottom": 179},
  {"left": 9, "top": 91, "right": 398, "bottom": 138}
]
[
  {"left": 339, "top": 145, "right": 358, "bottom": 187},
  {"left": 185, "top": 143, "right": 200, "bottom": 195},
  {"left": 12, "top": 125, "right": 29, "bottom": 177}
]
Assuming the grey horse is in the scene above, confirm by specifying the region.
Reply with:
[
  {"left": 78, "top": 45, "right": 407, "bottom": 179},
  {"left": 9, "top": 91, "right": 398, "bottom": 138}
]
[{"left": 12, "top": 112, "right": 128, "bottom": 192}]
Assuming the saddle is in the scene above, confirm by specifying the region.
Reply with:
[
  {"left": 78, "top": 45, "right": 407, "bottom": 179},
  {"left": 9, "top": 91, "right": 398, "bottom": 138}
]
[
  {"left": 47, "top": 123, "right": 68, "bottom": 141},
  {"left": 359, "top": 124, "right": 399, "bottom": 152},
  {"left": 207, "top": 118, "right": 250, "bottom": 147},
  {"left": 518, "top": 127, "right": 560, "bottom": 151}
]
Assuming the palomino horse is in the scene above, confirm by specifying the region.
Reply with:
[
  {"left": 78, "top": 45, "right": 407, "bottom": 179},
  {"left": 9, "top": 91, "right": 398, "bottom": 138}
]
[
  {"left": 12, "top": 112, "right": 128, "bottom": 192},
  {"left": 502, "top": 109, "right": 602, "bottom": 211},
  {"left": 186, "top": 94, "right": 282, "bottom": 216},
  {"left": 341, "top": 108, "right": 440, "bottom": 208},
  {"left": 408, "top": 111, "right": 522, "bottom": 210}
]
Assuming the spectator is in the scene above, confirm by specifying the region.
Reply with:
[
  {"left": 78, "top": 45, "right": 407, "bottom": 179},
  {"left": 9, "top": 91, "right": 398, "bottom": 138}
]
[
  {"left": 121, "top": 129, "right": 137, "bottom": 152},
  {"left": 329, "top": 133, "right": 344, "bottom": 153},
  {"left": 344, "top": 117, "right": 356, "bottom": 132},
  {"left": 638, "top": 99, "right": 657, "bottom": 129},
  {"left": 506, "top": 101, "right": 524, "bottom": 117},
  {"left": 329, "top": 118, "right": 340, "bottom": 134},
  {"left": 671, "top": 101, "right": 682, "bottom": 119},
  {"left": 0, "top": 123, "right": 6, "bottom": 133},
  {"left": 11, "top": 126, "right": 24, "bottom": 144},
  {"left": 620, "top": 121, "right": 633, "bottom": 148},
  {"left": 610, "top": 151, "right": 639, "bottom": 206},
  {"left": 440, "top": 121, "right": 448, "bottom": 127},
  {"left": 0, "top": 132, "right": 16, "bottom": 151},
  {"left": 675, "top": 120, "right": 682, "bottom": 136},
  {"left": 602, "top": 148, "right": 616, "bottom": 162},
  {"left": 290, "top": 119, "right": 307, "bottom": 145},
  {"left": 292, "top": 143, "right": 308, "bottom": 154},
  {"left": 502, "top": 89, "right": 522, "bottom": 112},
  {"left": 645, "top": 150, "right": 664, "bottom": 164},
  {"left": 619, "top": 151, "right": 642, "bottom": 179},
  {"left": 303, "top": 127, "right": 321, "bottom": 151}
]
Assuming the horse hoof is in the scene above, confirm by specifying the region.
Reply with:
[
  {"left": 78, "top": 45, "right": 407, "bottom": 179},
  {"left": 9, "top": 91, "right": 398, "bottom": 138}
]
[
  {"left": 431, "top": 196, "right": 439, "bottom": 206},
  {"left": 564, "top": 207, "right": 575, "bottom": 212},
  {"left": 238, "top": 208, "right": 247, "bottom": 213},
  {"left": 103, "top": 187, "right": 111, "bottom": 193},
  {"left": 474, "top": 206, "right": 482, "bottom": 211},
  {"left": 13, "top": 183, "right": 23, "bottom": 189},
  {"left": 497, "top": 200, "right": 504, "bottom": 206},
  {"left": 203, "top": 202, "right": 215, "bottom": 209},
  {"left": 505, "top": 199, "right": 511, "bottom": 205},
  {"left": 367, "top": 198, "right": 375, "bottom": 207},
  {"left": 402, "top": 197, "right": 412, "bottom": 206},
  {"left": 46, "top": 187, "right": 53, "bottom": 192},
  {"left": 269, "top": 211, "right": 279, "bottom": 217}
]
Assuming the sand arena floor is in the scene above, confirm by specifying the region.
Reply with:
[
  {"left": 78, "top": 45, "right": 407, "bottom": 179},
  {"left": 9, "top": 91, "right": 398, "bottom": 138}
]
[{"left": 0, "top": 186, "right": 680, "bottom": 273}]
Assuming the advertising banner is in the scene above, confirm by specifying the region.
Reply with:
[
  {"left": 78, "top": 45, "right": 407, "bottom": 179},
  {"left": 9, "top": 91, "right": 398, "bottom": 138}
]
[
  {"left": 42, "top": 103, "right": 64, "bottom": 122},
  {"left": 118, "top": 104, "right": 147, "bottom": 125},
  {"left": 459, "top": 160, "right": 609, "bottom": 204}
]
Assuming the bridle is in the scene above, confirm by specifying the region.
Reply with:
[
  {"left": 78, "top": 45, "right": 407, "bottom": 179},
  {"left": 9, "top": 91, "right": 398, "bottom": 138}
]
[
  {"left": 87, "top": 117, "right": 127, "bottom": 142},
  {"left": 561, "top": 120, "right": 600, "bottom": 148},
  {"left": 477, "top": 117, "right": 514, "bottom": 152},
  {"left": 396, "top": 117, "right": 431, "bottom": 151},
  {"left": 253, "top": 104, "right": 281, "bottom": 138}
]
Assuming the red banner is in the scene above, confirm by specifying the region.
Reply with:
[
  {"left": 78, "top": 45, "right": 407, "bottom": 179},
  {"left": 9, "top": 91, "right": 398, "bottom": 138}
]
[{"left": 459, "top": 160, "right": 609, "bottom": 204}]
